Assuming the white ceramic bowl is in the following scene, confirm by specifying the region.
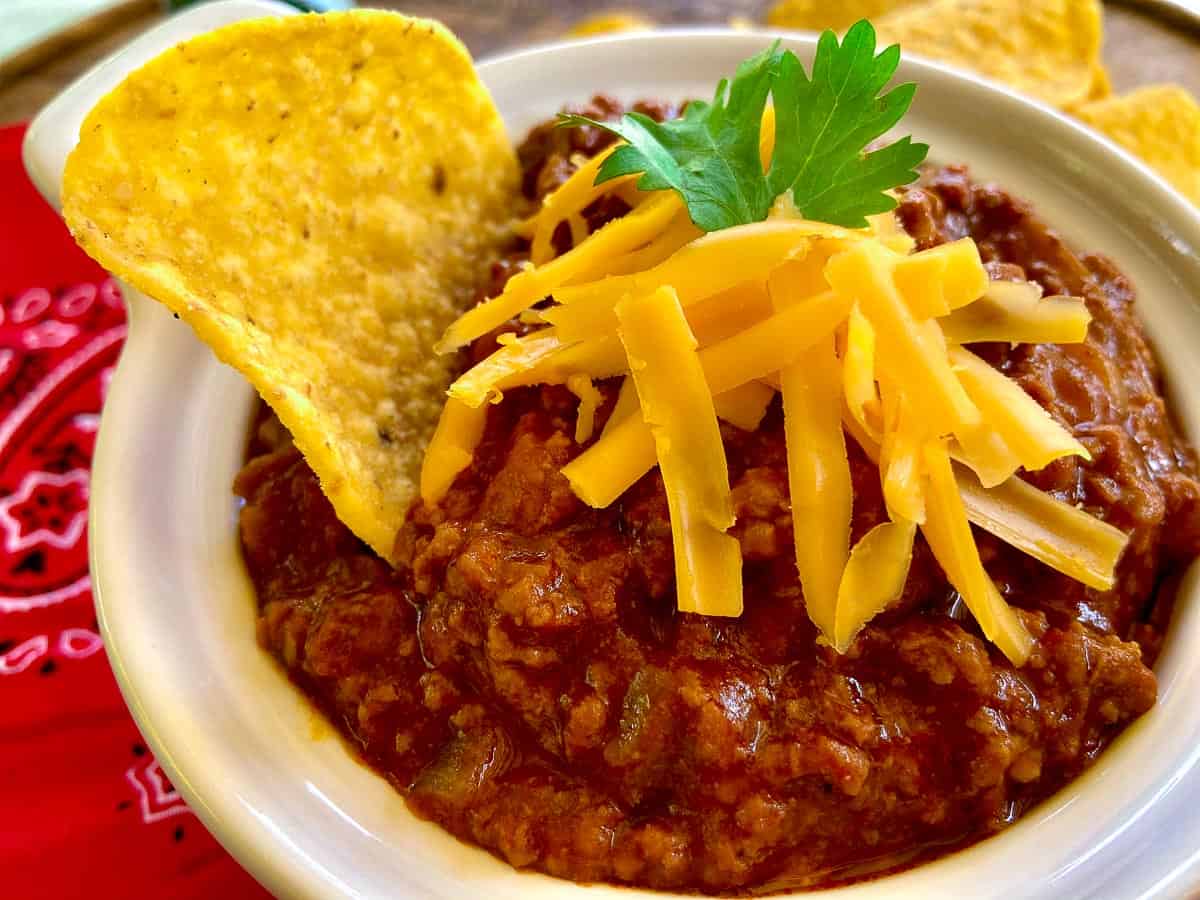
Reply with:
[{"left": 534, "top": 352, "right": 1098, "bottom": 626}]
[{"left": 23, "top": 2, "right": 1200, "bottom": 897}]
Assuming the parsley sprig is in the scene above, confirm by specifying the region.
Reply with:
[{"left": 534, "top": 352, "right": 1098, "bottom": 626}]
[{"left": 558, "top": 20, "right": 928, "bottom": 231}]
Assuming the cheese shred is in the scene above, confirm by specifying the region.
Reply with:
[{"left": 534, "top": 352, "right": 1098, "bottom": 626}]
[
  {"left": 567, "top": 374, "right": 603, "bottom": 443},
  {"left": 835, "top": 518, "right": 916, "bottom": 652},
  {"left": 940, "top": 281, "right": 1091, "bottom": 345},
  {"left": 617, "top": 286, "right": 743, "bottom": 616},
  {"left": 526, "top": 145, "right": 624, "bottom": 262},
  {"left": 420, "top": 398, "right": 488, "bottom": 505},
  {"left": 562, "top": 412, "right": 657, "bottom": 508},
  {"left": 781, "top": 335, "right": 852, "bottom": 638},
  {"left": 826, "top": 241, "right": 980, "bottom": 433},
  {"left": 921, "top": 439, "right": 1035, "bottom": 666}
]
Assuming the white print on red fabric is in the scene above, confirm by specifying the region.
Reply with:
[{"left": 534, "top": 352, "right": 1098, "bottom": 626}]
[
  {"left": 58, "top": 626, "right": 103, "bottom": 658},
  {"left": 0, "top": 634, "right": 47, "bottom": 674},
  {"left": 0, "top": 627, "right": 103, "bottom": 674},
  {"left": 0, "top": 278, "right": 126, "bottom": 614},
  {"left": 0, "top": 469, "right": 89, "bottom": 553},
  {"left": 69, "top": 365, "right": 110, "bottom": 437},
  {"left": 126, "top": 756, "right": 192, "bottom": 824}
]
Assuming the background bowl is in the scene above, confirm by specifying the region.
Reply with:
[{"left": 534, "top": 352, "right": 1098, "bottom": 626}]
[{"left": 22, "top": 1, "right": 1200, "bottom": 897}]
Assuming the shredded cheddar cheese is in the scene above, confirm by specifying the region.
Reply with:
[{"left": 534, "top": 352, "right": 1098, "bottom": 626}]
[
  {"left": 525, "top": 145, "right": 625, "bottom": 262},
  {"left": 953, "top": 423, "right": 1023, "bottom": 489},
  {"left": 714, "top": 381, "right": 776, "bottom": 432},
  {"left": 834, "top": 518, "right": 916, "bottom": 652},
  {"left": 686, "top": 281, "right": 774, "bottom": 347},
  {"left": 617, "top": 286, "right": 743, "bottom": 617},
  {"left": 894, "top": 238, "right": 988, "bottom": 317},
  {"left": 566, "top": 213, "right": 590, "bottom": 250},
  {"left": 425, "top": 160, "right": 1130, "bottom": 666},
  {"left": 826, "top": 241, "right": 981, "bottom": 433},
  {"left": 700, "top": 291, "right": 852, "bottom": 395},
  {"left": 950, "top": 346, "right": 1090, "bottom": 471},
  {"left": 921, "top": 439, "right": 1035, "bottom": 665},
  {"left": 842, "top": 303, "right": 881, "bottom": 442},
  {"left": 868, "top": 205, "right": 916, "bottom": 255},
  {"left": 567, "top": 374, "right": 603, "bottom": 443},
  {"left": 565, "top": 383, "right": 777, "bottom": 509},
  {"left": 448, "top": 331, "right": 565, "bottom": 407},
  {"left": 781, "top": 335, "right": 852, "bottom": 637},
  {"left": 547, "top": 220, "right": 851, "bottom": 340},
  {"left": 767, "top": 242, "right": 851, "bottom": 301},
  {"left": 892, "top": 246, "right": 950, "bottom": 318},
  {"left": 940, "top": 280, "right": 1092, "bottom": 345},
  {"left": 603, "top": 375, "right": 639, "bottom": 436},
  {"left": 760, "top": 105, "right": 776, "bottom": 169},
  {"left": 846, "top": 412, "right": 1125, "bottom": 591},
  {"left": 420, "top": 398, "right": 488, "bottom": 504},
  {"left": 598, "top": 212, "right": 702, "bottom": 278},
  {"left": 448, "top": 332, "right": 627, "bottom": 408},
  {"left": 879, "top": 381, "right": 927, "bottom": 524},
  {"left": 436, "top": 192, "right": 682, "bottom": 352},
  {"left": 955, "top": 467, "right": 1126, "bottom": 591},
  {"left": 562, "top": 411, "right": 657, "bottom": 508}
]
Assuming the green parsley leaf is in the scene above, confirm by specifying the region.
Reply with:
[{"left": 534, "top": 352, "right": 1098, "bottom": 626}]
[
  {"left": 558, "top": 19, "right": 928, "bottom": 232},
  {"left": 768, "top": 22, "right": 928, "bottom": 228},
  {"left": 558, "top": 43, "right": 782, "bottom": 232}
]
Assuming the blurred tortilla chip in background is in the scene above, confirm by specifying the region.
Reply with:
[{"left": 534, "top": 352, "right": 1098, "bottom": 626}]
[
  {"left": 767, "top": 0, "right": 918, "bottom": 33},
  {"left": 871, "top": 0, "right": 1103, "bottom": 109},
  {"left": 765, "top": 0, "right": 1197, "bottom": 208},
  {"left": 62, "top": 11, "right": 519, "bottom": 557},
  {"left": 1075, "top": 85, "right": 1200, "bottom": 203},
  {"left": 1084, "top": 59, "right": 1113, "bottom": 102},
  {"left": 568, "top": 11, "right": 655, "bottom": 36}
]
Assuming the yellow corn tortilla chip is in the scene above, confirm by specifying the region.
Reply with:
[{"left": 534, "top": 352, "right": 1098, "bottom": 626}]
[
  {"left": 1082, "top": 59, "right": 1112, "bottom": 103},
  {"left": 1075, "top": 84, "right": 1200, "bottom": 204},
  {"left": 875, "top": 0, "right": 1103, "bottom": 109},
  {"left": 767, "top": 0, "right": 919, "bottom": 33},
  {"left": 568, "top": 12, "right": 655, "bottom": 37},
  {"left": 63, "top": 11, "right": 519, "bottom": 559}
]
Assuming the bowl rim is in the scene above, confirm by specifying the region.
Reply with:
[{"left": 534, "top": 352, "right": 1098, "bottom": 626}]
[{"left": 26, "top": 4, "right": 1200, "bottom": 899}]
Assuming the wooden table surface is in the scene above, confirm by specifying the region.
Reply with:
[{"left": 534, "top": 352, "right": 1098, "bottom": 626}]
[{"left": 1, "top": 1, "right": 1197, "bottom": 126}]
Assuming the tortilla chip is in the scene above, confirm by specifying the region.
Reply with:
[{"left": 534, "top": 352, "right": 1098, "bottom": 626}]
[
  {"left": 767, "top": 0, "right": 919, "bottom": 33},
  {"left": 568, "top": 12, "right": 654, "bottom": 37},
  {"left": 875, "top": 0, "right": 1103, "bottom": 109},
  {"left": 1082, "top": 60, "right": 1112, "bottom": 103},
  {"left": 1075, "top": 84, "right": 1200, "bottom": 204},
  {"left": 63, "top": 11, "right": 519, "bottom": 558}
]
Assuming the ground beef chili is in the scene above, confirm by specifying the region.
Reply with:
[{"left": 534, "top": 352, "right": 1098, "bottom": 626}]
[{"left": 234, "top": 98, "right": 1200, "bottom": 893}]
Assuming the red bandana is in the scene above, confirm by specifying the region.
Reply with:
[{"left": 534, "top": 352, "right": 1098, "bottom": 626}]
[{"left": 0, "top": 124, "right": 269, "bottom": 899}]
